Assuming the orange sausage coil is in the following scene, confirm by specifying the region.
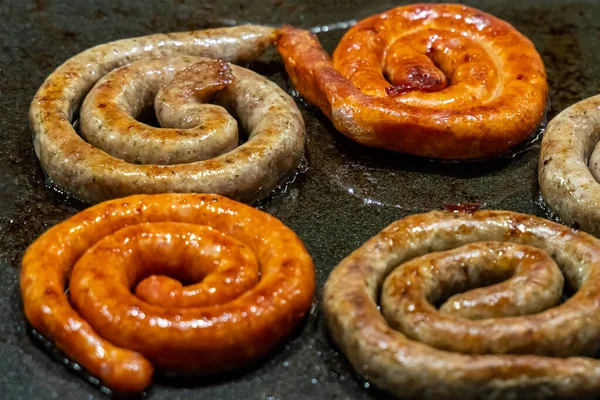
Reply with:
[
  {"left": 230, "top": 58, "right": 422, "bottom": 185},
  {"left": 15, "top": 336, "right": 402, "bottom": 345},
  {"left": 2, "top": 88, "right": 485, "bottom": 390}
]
[
  {"left": 278, "top": 3, "right": 548, "bottom": 159},
  {"left": 324, "top": 210, "right": 600, "bottom": 399},
  {"left": 30, "top": 26, "right": 306, "bottom": 204},
  {"left": 20, "top": 194, "right": 315, "bottom": 394}
]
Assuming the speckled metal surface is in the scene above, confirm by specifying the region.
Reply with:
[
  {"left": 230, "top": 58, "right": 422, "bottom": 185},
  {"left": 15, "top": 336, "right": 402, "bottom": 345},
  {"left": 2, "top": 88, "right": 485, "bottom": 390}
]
[{"left": 1, "top": 0, "right": 599, "bottom": 399}]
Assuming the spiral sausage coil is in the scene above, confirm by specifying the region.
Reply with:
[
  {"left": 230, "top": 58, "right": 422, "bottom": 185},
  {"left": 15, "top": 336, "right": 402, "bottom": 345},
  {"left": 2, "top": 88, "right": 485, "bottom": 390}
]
[
  {"left": 324, "top": 210, "right": 600, "bottom": 399},
  {"left": 30, "top": 26, "right": 305, "bottom": 204},
  {"left": 278, "top": 4, "right": 548, "bottom": 159},
  {"left": 20, "top": 194, "right": 315, "bottom": 394}
]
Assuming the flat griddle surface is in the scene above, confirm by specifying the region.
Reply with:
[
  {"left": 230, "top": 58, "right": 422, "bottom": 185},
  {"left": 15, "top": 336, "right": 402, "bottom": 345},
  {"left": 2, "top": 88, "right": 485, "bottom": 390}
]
[{"left": 1, "top": 0, "right": 599, "bottom": 399}]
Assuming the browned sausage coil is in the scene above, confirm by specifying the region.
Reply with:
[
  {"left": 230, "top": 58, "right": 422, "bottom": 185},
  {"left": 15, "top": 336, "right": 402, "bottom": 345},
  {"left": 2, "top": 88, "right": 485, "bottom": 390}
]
[{"left": 324, "top": 210, "right": 600, "bottom": 399}]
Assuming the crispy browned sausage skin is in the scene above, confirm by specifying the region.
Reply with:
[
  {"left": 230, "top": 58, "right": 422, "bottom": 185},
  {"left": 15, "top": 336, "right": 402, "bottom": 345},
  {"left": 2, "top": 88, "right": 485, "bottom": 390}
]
[
  {"left": 278, "top": 4, "right": 548, "bottom": 159},
  {"left": 20, "top": 194, "right": 315, "bottom": 394},
  {"left": 324, "top": 210, "right": 600, "bottom": 399}
]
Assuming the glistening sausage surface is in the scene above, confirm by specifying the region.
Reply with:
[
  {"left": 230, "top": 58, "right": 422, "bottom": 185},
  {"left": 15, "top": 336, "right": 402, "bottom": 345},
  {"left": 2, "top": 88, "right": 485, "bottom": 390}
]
[
  {"left": 30, "top": 26, "right": 306, "bottom": 204},
  {"left": 20, "top": 194, "right": 315, "bottom": 394},
  {"left": 324, "top": 210, "right": 600, "bottom": 399}
]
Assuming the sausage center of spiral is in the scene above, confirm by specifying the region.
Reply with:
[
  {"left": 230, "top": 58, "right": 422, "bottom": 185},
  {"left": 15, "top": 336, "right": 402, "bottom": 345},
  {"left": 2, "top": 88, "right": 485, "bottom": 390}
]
[
  {"left": 381, "top": 242, "right": 570, "bottom": 355},
  {"left": 80, "top": 57, "right": 240, "bottom": 165}
]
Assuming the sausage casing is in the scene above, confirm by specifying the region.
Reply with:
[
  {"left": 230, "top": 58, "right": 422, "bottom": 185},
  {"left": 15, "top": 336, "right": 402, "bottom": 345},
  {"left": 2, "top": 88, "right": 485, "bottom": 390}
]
[{"left": 20, "top": 194, "right": 315, "bottom": 393}]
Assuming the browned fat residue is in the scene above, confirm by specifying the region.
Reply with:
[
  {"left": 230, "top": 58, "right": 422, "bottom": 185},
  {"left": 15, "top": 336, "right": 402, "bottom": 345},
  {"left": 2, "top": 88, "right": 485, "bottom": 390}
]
[{"left": 442, "top": 202, "right": 482, "bottom": 213}]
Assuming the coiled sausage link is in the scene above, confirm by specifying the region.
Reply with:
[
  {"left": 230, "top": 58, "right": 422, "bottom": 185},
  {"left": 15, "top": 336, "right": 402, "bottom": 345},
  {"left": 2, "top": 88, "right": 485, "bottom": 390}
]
[
  {"left": 324, "top": 210, "right": 600, "bottom": 399},
  {"left": 20, "top": 194, "right": 315, "bottom": 394},
  {"left": 30, "top": 26, "right": 306, "bottom": 204},
  {"left": 539, "top": 94, "right": 600, "bottom": 236},
  {"left": 278, "top": 4, "right": 548, "bottom": 159}
]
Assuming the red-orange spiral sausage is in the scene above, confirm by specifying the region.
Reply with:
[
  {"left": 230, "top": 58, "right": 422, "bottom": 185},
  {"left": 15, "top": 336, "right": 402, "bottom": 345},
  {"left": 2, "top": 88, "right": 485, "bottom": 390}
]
[
  {"left": 20, "top": 194, "right": 315, "bottom": 394},
  {"left": 278, "top": 4, "right": 548, "bottom": 159},
  {"left": 30, "top": 26, "right": 306, "bottom": 204}
]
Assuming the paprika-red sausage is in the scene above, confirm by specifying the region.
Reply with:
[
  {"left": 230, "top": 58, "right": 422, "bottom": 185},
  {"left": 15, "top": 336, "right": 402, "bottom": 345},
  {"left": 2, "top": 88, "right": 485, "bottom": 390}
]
[{"left": 21, "top": 194, "right": 315, "bottom": 394}]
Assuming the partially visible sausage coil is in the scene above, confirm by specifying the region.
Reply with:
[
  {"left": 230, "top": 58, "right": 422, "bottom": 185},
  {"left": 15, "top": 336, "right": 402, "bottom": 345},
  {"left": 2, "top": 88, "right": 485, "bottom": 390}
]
[
  {"left": 20, "top": 194, "right": 315, "bottom": 394},
  {"left": 30, "top": 26, "right": 306, "bottom": 204}
]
